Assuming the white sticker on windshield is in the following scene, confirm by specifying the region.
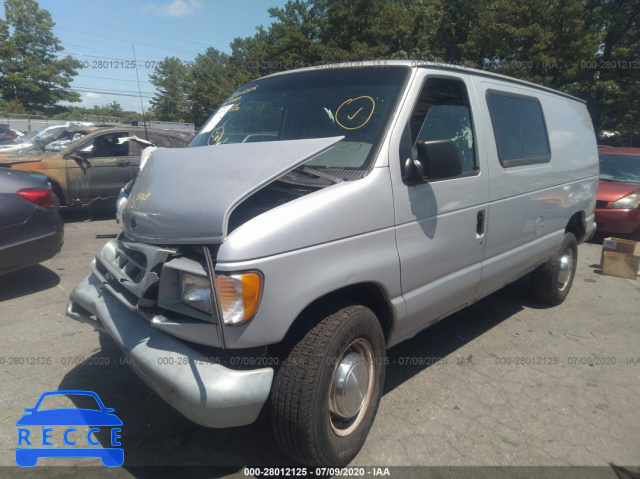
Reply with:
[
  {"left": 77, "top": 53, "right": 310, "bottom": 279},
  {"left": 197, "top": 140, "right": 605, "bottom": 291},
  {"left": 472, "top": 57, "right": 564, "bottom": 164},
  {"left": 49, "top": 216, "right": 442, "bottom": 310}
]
[{"left": 201, "top": 104, "right": 234, "bottom": 134}]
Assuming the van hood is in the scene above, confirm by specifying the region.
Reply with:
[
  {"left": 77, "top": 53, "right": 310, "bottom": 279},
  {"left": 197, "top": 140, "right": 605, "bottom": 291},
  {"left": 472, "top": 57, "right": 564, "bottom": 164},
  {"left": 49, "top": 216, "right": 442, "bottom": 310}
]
[{"left": 122, "top": 137, "right": 343, "bottom": 244}]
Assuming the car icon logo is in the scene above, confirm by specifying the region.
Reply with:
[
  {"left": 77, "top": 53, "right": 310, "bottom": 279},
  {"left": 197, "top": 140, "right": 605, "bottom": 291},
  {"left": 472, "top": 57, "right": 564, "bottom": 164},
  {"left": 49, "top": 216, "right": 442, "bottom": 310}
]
[{"left": 16, "top": 390, "right": 124, "bottom": 467}]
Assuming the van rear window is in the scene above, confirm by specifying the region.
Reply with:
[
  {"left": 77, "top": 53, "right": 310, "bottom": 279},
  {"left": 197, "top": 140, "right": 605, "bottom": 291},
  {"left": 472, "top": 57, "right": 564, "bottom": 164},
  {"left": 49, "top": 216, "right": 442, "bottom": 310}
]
[{"left": 486, "top": 91, "right": 551, "bottom": 167}]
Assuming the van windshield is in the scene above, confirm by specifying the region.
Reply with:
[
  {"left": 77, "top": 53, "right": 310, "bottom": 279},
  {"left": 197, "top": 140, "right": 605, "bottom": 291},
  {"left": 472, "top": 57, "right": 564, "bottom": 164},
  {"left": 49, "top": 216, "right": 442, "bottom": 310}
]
[{"left": 189, "top": 67, "right": 409, "bottom": 171}]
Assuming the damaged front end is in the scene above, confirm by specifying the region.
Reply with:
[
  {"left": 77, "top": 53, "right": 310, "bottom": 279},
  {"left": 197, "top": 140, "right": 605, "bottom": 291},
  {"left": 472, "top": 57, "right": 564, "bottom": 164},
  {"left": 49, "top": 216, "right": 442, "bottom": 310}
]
[
  {"left": 66, "top": 240, "right": 274, "bottom": 427},
  {"left": 120, "top": 136, "right": 343, "bottom": 244},
  {"left": 66, "top": 64, "right": 409, "bottom": 429},
  {"left": 66, "top": 137, "right": 343, "bottom": 427}
]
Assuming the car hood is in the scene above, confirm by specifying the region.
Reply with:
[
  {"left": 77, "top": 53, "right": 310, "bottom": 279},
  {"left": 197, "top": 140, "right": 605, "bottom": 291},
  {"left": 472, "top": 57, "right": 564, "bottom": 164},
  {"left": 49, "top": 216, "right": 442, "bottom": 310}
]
[
  {"left": 598, "top": 180, "right": 640, "bottom": 202},
  {"left": 0, "top": 150, "right": 52, "bottom": 165},
  {"left": 123, "top": 137, "right": 343, "bottom": 244}
]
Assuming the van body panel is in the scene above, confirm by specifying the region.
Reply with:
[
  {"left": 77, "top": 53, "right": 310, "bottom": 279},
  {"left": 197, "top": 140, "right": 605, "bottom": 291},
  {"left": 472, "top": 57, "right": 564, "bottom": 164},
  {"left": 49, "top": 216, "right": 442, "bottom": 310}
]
[
  {"left": 476, "top": 81, "right": 599, "bottom": 205},
  {"left": 218, "top": 166, "right": 396, "bottom": 262},
  {"left": 474, "top": 80, "right": 598, "bottom": 297},
  {"left": 475, "top": 178, "right": 598, "bottom": 299},
  {"left": 66, "top": 61, "right": 599, "bottom": 433},
  {"left": 216, "top": 227, "right": 404, "bottom": 348},
  {"left": 387, "top": 69, "right": 490, "bottom": 339}
]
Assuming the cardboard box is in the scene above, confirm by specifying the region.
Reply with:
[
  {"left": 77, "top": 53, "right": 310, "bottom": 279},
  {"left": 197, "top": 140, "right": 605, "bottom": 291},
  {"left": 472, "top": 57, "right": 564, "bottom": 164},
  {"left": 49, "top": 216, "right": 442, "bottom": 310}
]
[
  {"left": 600, "top": 237, "right": 640, "bottom": 267},
  {"left": 601, "top": 251, "right": 640, "bottom": 280}
]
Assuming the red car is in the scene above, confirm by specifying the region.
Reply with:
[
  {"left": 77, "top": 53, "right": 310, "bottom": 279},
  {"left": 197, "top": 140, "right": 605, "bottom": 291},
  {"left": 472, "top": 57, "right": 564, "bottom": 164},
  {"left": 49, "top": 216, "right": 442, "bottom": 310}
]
[{"left": 596, "top": 148, "right": 640, "bottom": 234}]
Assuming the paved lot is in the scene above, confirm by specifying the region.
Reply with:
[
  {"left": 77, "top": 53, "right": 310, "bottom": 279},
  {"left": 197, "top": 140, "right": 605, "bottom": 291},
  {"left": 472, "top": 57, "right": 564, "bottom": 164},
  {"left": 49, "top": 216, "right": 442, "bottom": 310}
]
[{"left": 0, "top": 209, "right": 639, "bottom": 477}]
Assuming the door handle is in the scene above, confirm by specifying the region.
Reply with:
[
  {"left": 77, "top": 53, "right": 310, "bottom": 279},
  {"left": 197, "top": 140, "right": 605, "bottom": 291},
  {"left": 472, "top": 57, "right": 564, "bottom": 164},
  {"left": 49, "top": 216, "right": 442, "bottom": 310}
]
[
  {"left": 476, "top": 210, "right": 486, "bottom": 236},
  {"left": 116, "top": 161, "right": 131, "bottom": 167}
]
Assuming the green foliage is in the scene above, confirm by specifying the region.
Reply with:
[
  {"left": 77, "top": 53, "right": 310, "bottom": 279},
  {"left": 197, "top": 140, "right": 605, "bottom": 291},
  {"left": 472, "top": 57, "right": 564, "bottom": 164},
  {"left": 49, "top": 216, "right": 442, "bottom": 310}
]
[
  {"left": 50, "top": 103, "right": 148, "bottom": 122},
  {"left": 141, "top": 0, "right": 640, "bottom": 135},
  {"left": 464, "top": 0, "right": 598, "bottom": 85},
  {"left": 149, "top": 57, "right": 190, "bottom": 122},
  {"left": 1, "top": 0, "right": 636, "bottom": 135},
  {"left": 580, "top": 0, "right": 640, "bottom": 135},
  {"left": 105, "top": 100, "right": 124, "bottom": 116},
  {"left": 186, "top": 48, "right": 247, "bottom": 126},
  {"left": 0, "top": 0, "right": 81, "bottom": 112},
  {"left": 0, "top": 98, "right": 27, "bottom": 114}
]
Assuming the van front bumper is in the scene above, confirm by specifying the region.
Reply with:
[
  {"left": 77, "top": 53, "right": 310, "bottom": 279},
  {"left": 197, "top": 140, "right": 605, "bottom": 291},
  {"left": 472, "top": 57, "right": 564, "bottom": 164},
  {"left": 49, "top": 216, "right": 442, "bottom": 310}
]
[{"left": 66, "top": 273, "right": 274, "bottom": 428}]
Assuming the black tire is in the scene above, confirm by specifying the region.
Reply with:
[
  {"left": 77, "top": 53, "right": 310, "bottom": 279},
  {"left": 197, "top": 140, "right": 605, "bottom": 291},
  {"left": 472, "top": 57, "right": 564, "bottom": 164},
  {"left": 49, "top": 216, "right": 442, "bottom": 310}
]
[
  {"left": 271, "top": 305, "right": 386, "bottom": 466},
  {"left": 531, "top": 232, "right": 578, "bottom": 305},
  {"left": 52, "top": 192, "right": 61, "bottom": 209}
]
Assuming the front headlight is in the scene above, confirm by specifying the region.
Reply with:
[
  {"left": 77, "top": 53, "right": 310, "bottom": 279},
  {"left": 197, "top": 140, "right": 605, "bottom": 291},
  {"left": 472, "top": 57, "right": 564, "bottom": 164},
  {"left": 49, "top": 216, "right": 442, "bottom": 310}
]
[
  {"left": 611, "top": 193, "right": 640, "bottom": 209},
  {"left": 180, "top": 272, "right": 213, "bottom": 314},
  {"left": 216, "top": 272, "right": 262, "bottom": 325}
]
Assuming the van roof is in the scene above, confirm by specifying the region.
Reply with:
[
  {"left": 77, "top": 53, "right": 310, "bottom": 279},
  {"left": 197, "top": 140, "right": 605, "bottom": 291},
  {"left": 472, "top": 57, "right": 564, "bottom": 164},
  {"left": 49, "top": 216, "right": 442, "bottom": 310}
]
[{"left": 262, "top": 60, "right": 586, "bottom": 104}]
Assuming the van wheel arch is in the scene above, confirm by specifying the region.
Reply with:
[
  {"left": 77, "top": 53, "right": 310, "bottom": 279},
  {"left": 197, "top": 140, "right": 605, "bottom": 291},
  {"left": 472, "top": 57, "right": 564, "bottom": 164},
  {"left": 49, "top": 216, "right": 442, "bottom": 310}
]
[
  {"left": 566, "top": 212, "right": 586, "bottom": 244},
  {"left": 531, "top": 232, "right": 578, "bottom": 305},
  {"left": 275, "top": 283, "right": 393, "bottom": 355}
]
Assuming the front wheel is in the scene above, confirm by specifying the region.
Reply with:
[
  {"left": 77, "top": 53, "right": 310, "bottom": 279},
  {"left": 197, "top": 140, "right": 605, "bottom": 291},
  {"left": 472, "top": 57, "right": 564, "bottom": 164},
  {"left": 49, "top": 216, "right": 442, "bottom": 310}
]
[
  {"left": 531, "top": 232, "right": 578, "bottom": 305},
  {"left": 271, "top": 305, "right": 386, "bottom": 466}
]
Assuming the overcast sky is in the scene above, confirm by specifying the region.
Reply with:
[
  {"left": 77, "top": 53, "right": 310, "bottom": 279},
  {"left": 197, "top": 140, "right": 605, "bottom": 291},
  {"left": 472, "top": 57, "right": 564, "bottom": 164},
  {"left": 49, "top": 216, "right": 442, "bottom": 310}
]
[{"left": 28, "top": 0, "right": 288, "bottom": 115}]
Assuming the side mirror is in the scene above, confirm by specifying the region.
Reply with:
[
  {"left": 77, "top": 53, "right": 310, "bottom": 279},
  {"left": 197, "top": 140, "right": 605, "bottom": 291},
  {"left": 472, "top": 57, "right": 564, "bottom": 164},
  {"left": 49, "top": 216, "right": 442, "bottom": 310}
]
[
  {"left": 403, "top": 157, "right": 427, "bottom": 186},
  {"left": 67, "top": 153, "right": 90, "bottom": 172},
  {"left": 404, "top": 139, "right": 463, "bottom": 185}
]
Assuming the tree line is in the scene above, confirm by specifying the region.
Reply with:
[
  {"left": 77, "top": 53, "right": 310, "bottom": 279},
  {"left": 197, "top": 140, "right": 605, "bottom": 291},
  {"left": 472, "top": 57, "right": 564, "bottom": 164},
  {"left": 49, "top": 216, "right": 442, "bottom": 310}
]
[
  {"left": 1, "top": 0, "right": 638, "bottom": 143},
  {"left": 149, "top": 0, "right": 639, "bottom": 144}
]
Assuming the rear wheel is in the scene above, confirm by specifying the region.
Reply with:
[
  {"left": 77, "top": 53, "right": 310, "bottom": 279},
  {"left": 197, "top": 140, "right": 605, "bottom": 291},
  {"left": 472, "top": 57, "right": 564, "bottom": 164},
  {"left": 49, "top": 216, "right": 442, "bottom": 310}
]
[
  {"left": 531, "top": 232, "right": 578, "bottom": 305},
  {"left": 271, "top": 305, "right": 386, "bottom": 466}
]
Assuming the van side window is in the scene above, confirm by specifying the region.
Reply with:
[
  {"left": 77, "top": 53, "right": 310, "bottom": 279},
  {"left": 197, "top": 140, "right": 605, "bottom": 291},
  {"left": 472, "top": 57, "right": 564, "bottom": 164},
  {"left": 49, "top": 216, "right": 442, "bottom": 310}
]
[
  {"left": 410, "top": 77, "right": 476, "bottom": 174},
  {"left": 486, "top": 91, "right": 551, "bottom": 167}
]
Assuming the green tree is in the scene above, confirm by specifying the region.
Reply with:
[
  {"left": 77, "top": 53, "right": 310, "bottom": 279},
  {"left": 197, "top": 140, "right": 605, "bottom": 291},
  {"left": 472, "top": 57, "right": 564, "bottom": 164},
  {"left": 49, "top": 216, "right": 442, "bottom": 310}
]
[
  {"left": 170, "top": 0, "right": 638, "bottom": 136},
  {"left": 0, "top": 0, "right": 81, "bottom": 112},
  {"left": 264, "top": 1, "right": 325, "bottom": 65},
  {"left": 149, "top": 57, "right": 190, "bottom": 122},
  {"left": 105, "top": 100, "right": 124, "bottom": 117},
  {"left": 581, "top": 0, "right": 640, "bottom": 135},
  {"left": 461, "top": 0, "right": 597, "bottom": 86},
  {"left": 263, "top": 0, "right": 445, "bottom": 63},
  {"left": 51, "top": 103, "right": 147, "bottom": 122},
  {"left": 187, "top": 48, "right": 246, "bottom": 126}
]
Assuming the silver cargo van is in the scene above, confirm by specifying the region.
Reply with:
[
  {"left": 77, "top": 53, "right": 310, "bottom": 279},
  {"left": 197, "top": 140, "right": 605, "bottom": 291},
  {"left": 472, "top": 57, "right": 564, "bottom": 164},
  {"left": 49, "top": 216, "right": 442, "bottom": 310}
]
[{"left": 67, "top": 61, "right": 598, "bottom": 466}]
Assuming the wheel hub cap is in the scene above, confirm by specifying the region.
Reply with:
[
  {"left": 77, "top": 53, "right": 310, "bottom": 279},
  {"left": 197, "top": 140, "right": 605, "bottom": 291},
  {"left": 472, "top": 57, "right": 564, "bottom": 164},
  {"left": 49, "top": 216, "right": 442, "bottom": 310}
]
[
  {"left": 329, "top": 352, "right": 370, "bottom": 419},
  {"left": 558, "top": 253, "right": 573, "bottom": 286}
]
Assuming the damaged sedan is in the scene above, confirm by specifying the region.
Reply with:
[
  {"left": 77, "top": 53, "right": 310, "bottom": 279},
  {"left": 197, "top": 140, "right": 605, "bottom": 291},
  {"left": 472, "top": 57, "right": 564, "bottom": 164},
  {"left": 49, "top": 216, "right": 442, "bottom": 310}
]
[
  {"left": 0, "top": 169, "right": 63, "bottom": 275},
  {"left": 0, "top": 127, "right": 192, "bottom": 206}
]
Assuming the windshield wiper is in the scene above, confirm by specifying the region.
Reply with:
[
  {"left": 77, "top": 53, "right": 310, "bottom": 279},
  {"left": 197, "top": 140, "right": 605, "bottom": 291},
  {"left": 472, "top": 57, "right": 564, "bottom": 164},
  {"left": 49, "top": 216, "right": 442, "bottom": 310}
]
[{"left": 295, "top": 166, "right": 344, "bottom": 184}]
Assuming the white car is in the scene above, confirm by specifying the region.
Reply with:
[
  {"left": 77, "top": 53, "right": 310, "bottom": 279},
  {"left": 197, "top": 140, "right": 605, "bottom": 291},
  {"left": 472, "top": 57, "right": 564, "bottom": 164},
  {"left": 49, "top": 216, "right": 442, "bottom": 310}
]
[{"left": 0, "top": 122, "right": 95, "bottom": 153}]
